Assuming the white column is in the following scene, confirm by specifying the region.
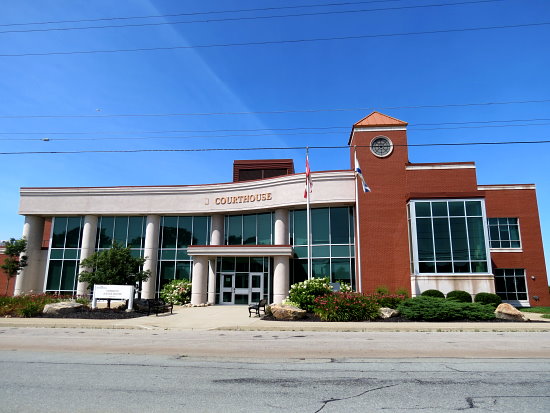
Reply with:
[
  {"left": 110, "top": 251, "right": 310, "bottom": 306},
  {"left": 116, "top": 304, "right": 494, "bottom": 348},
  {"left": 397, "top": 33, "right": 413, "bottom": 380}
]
[
  {"left": 191, "top": 256, "right": 208, "bottom": 305},
  {"left": 14, "top": 216, "right": 45, "bottom": 296},
  {"left": 274, "top": 209, "right": 289, "bottom": 245},
  {"left": 76, "top": 215, "right": 98, "bottom": 296},
  {"left": 207, "top": 214, "right": 223, "bottom": 304},
  {"left": 141, "top": 215, "right": 160, "bottom": 299},
  {"left": 273, "top": 209, "right": 290, "bottom": 304},
  {"left": 273, "top": 256, "right": 289, "bottom": 304},
  {"left": 207, "top": 258, "right": 216, "bottom": 305},
  {"left": 210, "top": 214, "right": 224, "bottom": 246}
]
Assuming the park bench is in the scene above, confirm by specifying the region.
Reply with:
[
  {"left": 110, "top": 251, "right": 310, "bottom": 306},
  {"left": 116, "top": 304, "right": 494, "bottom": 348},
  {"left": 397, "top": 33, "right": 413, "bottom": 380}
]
[
  {"left": 146, "top": 298, "right": 173, "bottom": 316},
  {"left": 248, "top": 299, "right": 267, "bottom": 317}
]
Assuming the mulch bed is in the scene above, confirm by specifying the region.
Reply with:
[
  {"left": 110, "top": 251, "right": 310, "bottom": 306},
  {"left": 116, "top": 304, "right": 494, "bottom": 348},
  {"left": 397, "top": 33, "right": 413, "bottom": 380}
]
[{"left": 38, "top": 308, "right": 147, "bottom": 320}]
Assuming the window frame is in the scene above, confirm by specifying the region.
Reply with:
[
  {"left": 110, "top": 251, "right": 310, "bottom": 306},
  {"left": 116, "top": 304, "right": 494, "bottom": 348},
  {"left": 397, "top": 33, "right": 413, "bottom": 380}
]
[
  {"left": 408, "top": 199, "right": 492, "bottom": 275},
  {"left": 487, "top": 217, "right": 522, "bottom": 252}
]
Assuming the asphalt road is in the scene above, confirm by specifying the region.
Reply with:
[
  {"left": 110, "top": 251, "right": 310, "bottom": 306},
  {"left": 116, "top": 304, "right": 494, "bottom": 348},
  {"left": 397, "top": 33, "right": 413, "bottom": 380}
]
[
  {"left": 1, "top": 327, "right": 550, "bottom": 358},
  {"left": 1, "top": 351, "right": 549, "bottom": 412}
]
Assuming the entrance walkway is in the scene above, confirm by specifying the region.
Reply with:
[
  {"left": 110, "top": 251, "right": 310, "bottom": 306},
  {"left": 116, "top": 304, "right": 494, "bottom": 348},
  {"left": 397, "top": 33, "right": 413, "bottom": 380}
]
[{"left": 0, "top": 305, "right": 549, "bottom": 332}]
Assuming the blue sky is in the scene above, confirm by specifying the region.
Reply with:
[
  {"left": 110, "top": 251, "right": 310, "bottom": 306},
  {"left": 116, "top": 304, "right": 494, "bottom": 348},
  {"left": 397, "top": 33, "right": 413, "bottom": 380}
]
[{"left": 1, "top": 0, "right": 549, "bottom": 275}]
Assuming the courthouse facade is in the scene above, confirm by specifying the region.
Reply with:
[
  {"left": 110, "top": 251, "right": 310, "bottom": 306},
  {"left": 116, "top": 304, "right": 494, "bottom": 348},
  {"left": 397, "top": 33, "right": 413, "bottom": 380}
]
[{"left": 14, "top": 112, "right": 550, "bottom": 307}]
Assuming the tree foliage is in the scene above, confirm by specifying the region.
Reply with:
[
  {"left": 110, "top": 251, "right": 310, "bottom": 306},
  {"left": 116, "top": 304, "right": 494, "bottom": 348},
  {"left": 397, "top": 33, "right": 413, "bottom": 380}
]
[
  {"left": 78, "top": 243, "right": 150, "bottom": 288},
  {"left": 1, "top": 238, "right": 28, "bottom": 295}
]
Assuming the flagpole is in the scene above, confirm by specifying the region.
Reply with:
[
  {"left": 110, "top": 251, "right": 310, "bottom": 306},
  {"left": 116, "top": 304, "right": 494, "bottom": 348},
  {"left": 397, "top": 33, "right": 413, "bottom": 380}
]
[
  {"left": 306, "top": 147, "right": 312, "bottom": 280},
  {"left": 354, "top": 146, "right": 363, "bottom": 293}
]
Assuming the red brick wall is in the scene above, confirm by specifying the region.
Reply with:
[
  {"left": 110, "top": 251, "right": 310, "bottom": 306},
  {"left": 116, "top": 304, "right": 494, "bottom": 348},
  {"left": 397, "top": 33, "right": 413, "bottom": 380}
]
[
  {"left": 0, "top": 253, "right": 15, "bottom": 296},
  {"left": 351, "top": 129, "right": 411, "bottom": 294},
  {"left": 483, "top": 188, "right": 550, "bottom": 306}
]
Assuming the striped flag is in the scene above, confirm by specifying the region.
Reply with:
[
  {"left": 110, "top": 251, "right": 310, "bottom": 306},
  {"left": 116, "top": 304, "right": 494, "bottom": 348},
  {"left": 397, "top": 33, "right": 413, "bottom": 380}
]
[
  {"left": 304, "top": 153, "right": 312, "bottom": 198},
  {"left": 354, "top": 152, "right": 371, "bottom": 192}
]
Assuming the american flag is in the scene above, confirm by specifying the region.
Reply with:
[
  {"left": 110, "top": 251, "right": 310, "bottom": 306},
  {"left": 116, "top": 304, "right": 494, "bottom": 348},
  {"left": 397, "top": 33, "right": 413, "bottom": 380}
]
[{"left": 304, "top": 153, "right": 312, "bottom": 198}]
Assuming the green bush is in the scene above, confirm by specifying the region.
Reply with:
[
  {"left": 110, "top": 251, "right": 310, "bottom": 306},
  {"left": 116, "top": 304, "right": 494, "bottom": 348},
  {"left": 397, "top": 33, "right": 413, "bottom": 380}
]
[
  {"left": 370, "top": 293, "right": 407, "bottom": 309},
  {"left": 397, "top": 296, "right": 495, "bottom": 321},
  {"left": 160, "top": 280, "right": 192, "bottom": 305},
  {"left": 313, "top": 292, "right": 380, "bottom": 322},
  {"left": 19, "top": 302, "right": 42, "bottom": 317},
  {"left": 374, "top": 285, "right": 390, "bottom": 295},
  {"left": 474, "top": 292, "right": 502, "bottom": 307},
  {"left": 421, "top": 289, "right": 445, "bottom": 299},
  {"left": 394, "top": 287, "right": 410, "bottom": 299},
  {"left": 446, "top": 290, "right": 472, "bottom": 303},
  {"left": 288, "top": 277, "right": 333, "bottom": 312}
]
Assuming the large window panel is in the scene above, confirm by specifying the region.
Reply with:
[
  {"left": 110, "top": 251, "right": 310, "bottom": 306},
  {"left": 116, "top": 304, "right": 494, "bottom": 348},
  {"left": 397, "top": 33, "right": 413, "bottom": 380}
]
[
  {"left": 311, "top": 208, "right": 329, "bottom": 244},
  {"left": 488, "top": 218, "right": 521, "bottom": 249},
  {"left": 410, "top": 200, "right": 490, "bottom": 274},
  {"left": 330, "top": 207, "right": 350, "bottom": 244}
]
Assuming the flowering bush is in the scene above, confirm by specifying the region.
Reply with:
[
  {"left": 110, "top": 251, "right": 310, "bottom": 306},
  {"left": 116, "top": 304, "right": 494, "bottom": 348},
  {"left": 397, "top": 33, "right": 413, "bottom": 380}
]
[
  {"left": 160, "top": 280, "right": 192, "bottom": 305},
  {"left": 0, "top": 293, "right": 74, "bottom": 318},
  {"left": 288, "top": 277, "right": 333, "bottom": 312},
  {"left": 313, "top": 292, "right": 380, "bottom": 322},
  {"left": 369, "top": 293, "right": 408, "bottom": 309}
]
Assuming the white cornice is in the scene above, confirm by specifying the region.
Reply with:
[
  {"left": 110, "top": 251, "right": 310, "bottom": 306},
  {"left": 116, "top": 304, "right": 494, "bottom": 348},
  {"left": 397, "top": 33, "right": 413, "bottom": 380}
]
[
  {"left": 353, "top": 126, "right": 407, "bottom": 132},
  {"left": 187, "top": 245, "right": 293, "bottom": 257},
  {"left": 406, "top": 164, "right": 476, "bottom": 171},
  {"left": 478, "top": 185, "right": 535, "bottom": 191},
  {"left": 20, "top": 170, "right": 354, "bottom": 197}
]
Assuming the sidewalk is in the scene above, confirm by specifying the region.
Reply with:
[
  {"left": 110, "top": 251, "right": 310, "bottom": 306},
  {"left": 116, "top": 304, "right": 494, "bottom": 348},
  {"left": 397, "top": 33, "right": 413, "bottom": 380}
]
[{"left": 1, "top": 305, "right": 549, "bottom": 332}]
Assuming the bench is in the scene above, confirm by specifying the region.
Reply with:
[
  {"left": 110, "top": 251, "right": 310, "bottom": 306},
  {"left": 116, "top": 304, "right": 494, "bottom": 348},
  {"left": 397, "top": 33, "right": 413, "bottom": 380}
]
[
  {"left": 248, "top": 299, "right": 267, "bottom": 317},
  {"left": 147, "top": 299, "right": 173, "bottom": 316}
]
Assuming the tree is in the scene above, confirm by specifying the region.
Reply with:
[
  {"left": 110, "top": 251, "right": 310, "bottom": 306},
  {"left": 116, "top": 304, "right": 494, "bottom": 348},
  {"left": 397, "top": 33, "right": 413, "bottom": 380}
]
[
  {"left": 78, "top": 242, "right": 150, "bottom": 290},
  {"left": 0, "top": 238, "right": 28, "bottom": 295}
]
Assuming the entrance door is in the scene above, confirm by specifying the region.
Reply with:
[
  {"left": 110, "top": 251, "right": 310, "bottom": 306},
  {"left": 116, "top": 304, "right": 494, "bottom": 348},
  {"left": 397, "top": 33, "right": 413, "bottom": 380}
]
[{"left": 219, "top": 272, "right": 264, "bottom": 305}]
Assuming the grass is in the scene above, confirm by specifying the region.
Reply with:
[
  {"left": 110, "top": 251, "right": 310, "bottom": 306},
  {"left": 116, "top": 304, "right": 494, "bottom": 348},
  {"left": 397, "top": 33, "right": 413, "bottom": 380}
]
[{"left": 520, "top": 307, "right": 550, "bottom": 319}]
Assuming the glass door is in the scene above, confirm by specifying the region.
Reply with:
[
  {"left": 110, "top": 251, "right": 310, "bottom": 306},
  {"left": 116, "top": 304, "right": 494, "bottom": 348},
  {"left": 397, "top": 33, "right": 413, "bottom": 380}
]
[
  {"left": 250, "top": 272, "right": 264, "bottom": 303},
  {"left": 220, "top": 273, "right": 235, "bottom": 304}
]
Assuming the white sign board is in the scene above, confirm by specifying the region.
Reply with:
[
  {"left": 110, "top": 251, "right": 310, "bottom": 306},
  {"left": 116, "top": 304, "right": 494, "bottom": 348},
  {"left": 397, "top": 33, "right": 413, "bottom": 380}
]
[{"left": 92, "top": 284, "right": 134, "bottom": 310}]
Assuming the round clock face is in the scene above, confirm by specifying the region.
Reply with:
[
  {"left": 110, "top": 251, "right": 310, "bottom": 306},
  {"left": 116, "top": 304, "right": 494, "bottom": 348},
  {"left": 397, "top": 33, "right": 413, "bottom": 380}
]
[{"left": 370, "top": 136, "right": 393, "bottom": 157}]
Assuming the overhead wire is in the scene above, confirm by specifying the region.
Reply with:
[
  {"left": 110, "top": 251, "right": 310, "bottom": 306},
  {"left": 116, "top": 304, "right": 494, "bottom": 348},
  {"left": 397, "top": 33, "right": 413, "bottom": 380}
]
[
  {"left": 1, "top": 21, "right": 548, "bottom": 57},
  {"left": 1, "top": 98, "right": 549, "bottom": 119},
  {"left": 2, "top": 140, "right": 550, "bottom": 155},
  {"left": 0, "top": 1, "right": 503, "bottom": 35},
  {"left": 0, "top": 0, "right": 405, "bottom": 27},
  {"left": 2, "top": 121, "right": 550, "bottom": 142}
]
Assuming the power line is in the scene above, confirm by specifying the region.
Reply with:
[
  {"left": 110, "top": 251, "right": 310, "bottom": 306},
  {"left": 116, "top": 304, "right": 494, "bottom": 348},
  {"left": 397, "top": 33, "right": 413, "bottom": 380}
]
[
  {"left": 2, "top": 117, "right": 550, "bottom": 136},
  {"left": 2, "top": 21, "right": 548, "bottom": 57},
  {"left": 0, "top": 0, "right": 403, "bottom": 27},
  {"left": 0, "top": 1, "right": 502, "bottom": 35},
  {"left": 3, "top": 121, "right": 550, "bottom": 142},
  {"left": 2, "top": 139, "right": 550, "bottom": 155},
  {"left": 1, "top": 98, "right": 549, "bottom": 119}
]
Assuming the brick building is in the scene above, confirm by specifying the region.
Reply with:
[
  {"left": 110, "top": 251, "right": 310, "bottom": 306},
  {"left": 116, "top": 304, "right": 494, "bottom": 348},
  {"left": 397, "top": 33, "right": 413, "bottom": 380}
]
[{"left": 13, "top": 112, "right": 549, "bottom": 306}]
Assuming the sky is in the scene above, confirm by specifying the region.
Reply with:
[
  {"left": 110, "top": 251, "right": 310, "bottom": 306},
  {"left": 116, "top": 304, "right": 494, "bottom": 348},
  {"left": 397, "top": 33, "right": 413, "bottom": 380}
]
[{"left": 1, "top": 0, "right": 549, "bottom": 275}]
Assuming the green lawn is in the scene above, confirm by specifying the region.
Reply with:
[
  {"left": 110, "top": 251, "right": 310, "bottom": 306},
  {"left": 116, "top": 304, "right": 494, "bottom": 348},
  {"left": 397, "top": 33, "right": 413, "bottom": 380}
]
[{"left": 520, "top": 307, "right": 550, "bottom": 319}]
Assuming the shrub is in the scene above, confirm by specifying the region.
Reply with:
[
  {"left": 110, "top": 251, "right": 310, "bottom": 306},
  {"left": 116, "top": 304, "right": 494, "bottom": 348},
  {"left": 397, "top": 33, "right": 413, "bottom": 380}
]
[
  {"left": 19, "top": 302, "right": 42, "bottom": 317},
  {"left": 446, "top": 290, "right": 472, "bottom": 303},
  {"left": 160, "top": 280, "right": 192, "bottom": 305},
  {"left": 370, "top": 293, "right": 407, "bottom": 309},
  {"left": 394, "top": 287, "right": 410, "bottom": 299},
  {"left": 397, "top": 296, "right": 495, "bottom": 321},
  {"left": 421, "top": 289, "right": 445, "bottom": 299},
  {"left": 374, "top": 285, "right": 390, "bottom": 295},
  {"left": 313, "top": 292, "right": 380, "bottom": 322},
  {"left": 0, "top": 294, "right": 73, "bottom": 317},
  {"left": 474, "top": 292, "right": 502, "bottom": 307},
  {"left": 288, "top": 277, "right": 333, "bottom": 312}
]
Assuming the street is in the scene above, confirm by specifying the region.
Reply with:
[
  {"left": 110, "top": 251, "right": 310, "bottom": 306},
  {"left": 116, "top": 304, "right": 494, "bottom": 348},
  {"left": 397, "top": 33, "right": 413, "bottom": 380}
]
[{"left": 0, "top": 327, "right": 549, "bottom": 412}]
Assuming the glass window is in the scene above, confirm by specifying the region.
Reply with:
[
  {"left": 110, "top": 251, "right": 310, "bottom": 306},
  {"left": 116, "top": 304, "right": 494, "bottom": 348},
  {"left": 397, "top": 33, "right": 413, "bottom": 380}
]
[
  {"left": 51, "top": 217, "right": 67, "bottom": 248},
  {"left": 494, "top": 268, "right": 528, "bottom": 301},
  {"left": 330, "top": 207, "right": 350, "bottom": 244},
  {"left": 256, "top": 213, "right": 272, "bottom": 245},
  {"left": 161, "top": 217, "right": 178, "bottom": 249},
  {"left": 488, "top": 218, "right": 521, "bottom": 249},
  {"left": 410, "top": 200, "right": 489, "bottom": 274},
  {"left": 242, "top": 215, "right": 257, "bottom": 245},
  {"left": 127, "top": 217, "right": 145, "bottom": 248},
  {"left": 98, "top": 217, "right": 114, "bottom": 248},
  {"left": 226, "top": 215, "right": 243, "bottom": 245},
  {"left": 177, "top": 217, "right": 193, "bottom": 248},
  {"left": 192, "top": 216, "right": 209, "bottom": 245},
  {"left": 312, "top": 208, "right": 329, "bottom": 244},
  {"left": 293, "top": 210, "right": 307, "bottom": 245},
  {"left": 113, "top": 216, "right": 128, "bottom": 245},
  {"left": 65, "top": 217, "right": 82, "bottom": 248}
]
